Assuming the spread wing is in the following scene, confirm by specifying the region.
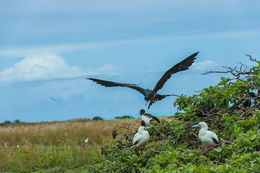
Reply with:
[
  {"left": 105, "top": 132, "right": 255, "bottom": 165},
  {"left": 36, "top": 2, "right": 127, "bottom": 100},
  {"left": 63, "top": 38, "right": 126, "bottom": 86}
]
[
  {"left": 87, "top": 78, "right": 147, "bottom": 96},
  {"left": 152, "top": 51, "right": 199, "bottom": 94},
  {"left": 148, "top": 94, "right": 179, "bottom": 109},
  {"left": 144, "top": 113, "right": 160, "bottom": 123}
]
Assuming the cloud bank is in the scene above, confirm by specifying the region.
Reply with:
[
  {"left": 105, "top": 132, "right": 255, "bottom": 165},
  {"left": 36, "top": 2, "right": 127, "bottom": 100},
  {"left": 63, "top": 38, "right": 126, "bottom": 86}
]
[
  {"left": 0, "top": 54, "right": 120, "bottom": 83},
  {"left": 192, "top": 60, "right": 218, "bottom": 70}
]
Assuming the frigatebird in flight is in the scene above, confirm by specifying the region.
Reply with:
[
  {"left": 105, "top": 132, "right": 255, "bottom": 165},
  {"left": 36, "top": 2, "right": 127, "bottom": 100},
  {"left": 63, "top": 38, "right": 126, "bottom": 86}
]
[{"left": 87, "top": 51, "right": 199, "bottom": 109}]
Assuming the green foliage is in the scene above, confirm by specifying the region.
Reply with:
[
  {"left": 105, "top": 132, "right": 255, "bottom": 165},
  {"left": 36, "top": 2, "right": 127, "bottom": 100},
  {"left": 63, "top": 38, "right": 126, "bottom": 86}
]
[
  {"left": 14, "top": 119, "right": 21, "bottom": 123},
  {"left": 114, "top": 115, "right": 134, "bottom": 119},
  {"left": 3, "top": 120, "right": 11, "bottom": 125},
  {"left": 174, "top": 61, "right": 260, "bottom": 112},
  {"left": 90, "top": 111, "right": 260, "bottom": 172},
  {"left": 92, "top": 116, "right": 103, "bottom": 121},
  {"left": 0, "top": 120, "right": 21, "bottom": 126}
]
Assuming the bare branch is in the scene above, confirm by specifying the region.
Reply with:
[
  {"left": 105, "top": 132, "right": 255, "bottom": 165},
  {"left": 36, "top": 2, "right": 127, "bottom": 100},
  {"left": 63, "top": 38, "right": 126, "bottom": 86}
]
[
  {"left": 202, "top": 55, "right": 257, "bottom": 77},
  {"left": 245, "top": 54, "right": 259, "bottom": 63}
]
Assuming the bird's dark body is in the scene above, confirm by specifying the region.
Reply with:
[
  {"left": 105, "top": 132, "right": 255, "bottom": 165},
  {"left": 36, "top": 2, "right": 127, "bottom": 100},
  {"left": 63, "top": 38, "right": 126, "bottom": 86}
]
[{"left": 87, "top": 51, "right": 199, "bottom": 108}]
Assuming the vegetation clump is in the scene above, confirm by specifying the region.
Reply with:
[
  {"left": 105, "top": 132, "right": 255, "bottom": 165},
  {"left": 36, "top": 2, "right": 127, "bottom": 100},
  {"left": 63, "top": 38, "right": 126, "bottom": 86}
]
[
  {"left": 92, "top": 116, "right": 104, "bottom": 121},
  {"left": 91, "top": 55, "right": 260, "bottom": 172},
  {"left": 0, "top": 120, "right": 22, "bottom": 126},
  {"left": 115, "top": 115, "right": 134, "bottom": 119}
]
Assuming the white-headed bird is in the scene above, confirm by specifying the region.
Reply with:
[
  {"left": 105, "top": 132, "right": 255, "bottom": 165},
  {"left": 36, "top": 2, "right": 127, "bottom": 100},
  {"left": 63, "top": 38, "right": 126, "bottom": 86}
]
[{"left": 192, "top": 122, "right": 219, "bottom": 153}]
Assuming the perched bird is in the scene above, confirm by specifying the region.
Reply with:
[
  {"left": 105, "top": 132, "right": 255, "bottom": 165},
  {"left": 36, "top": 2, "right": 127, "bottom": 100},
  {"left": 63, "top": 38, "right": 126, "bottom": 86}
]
[
  {"left": 132, "top": 126, "right": 150, "bottom": 151},
  {"left": 140, "top": 109, "right": 160, "bottom": 126},
  {"left": 87, "top": 51, "right": 199, "bottom": 109},
  {"left": 84, "top": 138, "right": 89, "bottom": 143},
  {"left": 192, "top": 122, "right": 219, "bottom": 153}
]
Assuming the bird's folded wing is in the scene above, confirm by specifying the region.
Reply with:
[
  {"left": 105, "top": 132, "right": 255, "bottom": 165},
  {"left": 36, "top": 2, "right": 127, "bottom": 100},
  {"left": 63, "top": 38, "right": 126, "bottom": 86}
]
[
  {"left": 133, "top": 134, "right": 142, "bottom": 145},
  {"left": 209, "top": 131, "right": 219, "bottom": 144},
  {"left": 212, "top": 137, "right": 219, "bottom": 144}
]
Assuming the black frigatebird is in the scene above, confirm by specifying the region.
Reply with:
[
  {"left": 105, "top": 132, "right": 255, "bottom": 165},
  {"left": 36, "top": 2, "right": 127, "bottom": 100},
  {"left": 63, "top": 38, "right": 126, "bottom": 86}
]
[{"left": 87, "top": 51, "right": 199, "bottom": 109}]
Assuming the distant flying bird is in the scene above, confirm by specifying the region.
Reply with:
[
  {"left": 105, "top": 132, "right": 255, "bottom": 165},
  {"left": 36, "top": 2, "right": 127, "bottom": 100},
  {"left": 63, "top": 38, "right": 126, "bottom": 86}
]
[
  {"left": 140, "top": 109, "right": 160, "bottom": 126},
  {"left": 87, "top": 51, "right": 199, "bottom": 108},
  {"left": 192, "top": 122, "right": 219, "bottom": 153},
  {"left": 49, "top": 97, "right": 57, "bottom": 102}
]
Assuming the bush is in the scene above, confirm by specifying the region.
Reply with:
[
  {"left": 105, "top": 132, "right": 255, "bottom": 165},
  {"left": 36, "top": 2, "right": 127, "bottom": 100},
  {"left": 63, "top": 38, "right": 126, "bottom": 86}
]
[
  {"left": 14, "top": 119, "right": 21, "bottom": 123},
  {"left": 114, "top": 115, "right": 134, "bottom": 119},
  {"left": 92, "top": 116, "right": 103, "bottom": 121}
]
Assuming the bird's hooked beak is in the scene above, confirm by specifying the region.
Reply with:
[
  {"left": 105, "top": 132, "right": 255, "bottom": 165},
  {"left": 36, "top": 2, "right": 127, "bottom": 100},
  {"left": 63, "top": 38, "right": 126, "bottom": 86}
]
[
  {"left": 192, "top": 124, "right": 200, "bottom": 128},
  {"left": 144, "top": 127, "right": 151, "bottom": 130}
]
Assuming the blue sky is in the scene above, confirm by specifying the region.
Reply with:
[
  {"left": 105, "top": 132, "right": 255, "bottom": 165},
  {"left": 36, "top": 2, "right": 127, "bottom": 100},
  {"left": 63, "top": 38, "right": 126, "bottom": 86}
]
[{"left": 0, "top": 0, "right": 260, "bottom": 122}]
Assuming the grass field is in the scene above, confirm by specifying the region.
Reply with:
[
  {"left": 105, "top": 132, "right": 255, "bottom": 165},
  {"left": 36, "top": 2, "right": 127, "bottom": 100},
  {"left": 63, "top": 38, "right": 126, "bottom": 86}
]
[{"left": 0, "top": 116, "right": 170, "bottom": 172}]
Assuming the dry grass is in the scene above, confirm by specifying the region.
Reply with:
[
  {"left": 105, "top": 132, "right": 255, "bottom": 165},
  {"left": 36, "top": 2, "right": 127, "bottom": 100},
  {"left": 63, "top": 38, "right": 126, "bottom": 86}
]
[
  {"left": 0, "top": 116, "right": 170, "bottom": 146},
  {"left": 0, "top": 116, "right": 171, "bottom": 172}
]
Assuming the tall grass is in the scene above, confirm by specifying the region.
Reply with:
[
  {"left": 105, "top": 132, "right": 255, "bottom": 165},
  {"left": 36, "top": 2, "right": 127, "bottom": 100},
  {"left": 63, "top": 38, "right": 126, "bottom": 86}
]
[{"left": 0, "top": 117, "right": 172, "bottom": 172}]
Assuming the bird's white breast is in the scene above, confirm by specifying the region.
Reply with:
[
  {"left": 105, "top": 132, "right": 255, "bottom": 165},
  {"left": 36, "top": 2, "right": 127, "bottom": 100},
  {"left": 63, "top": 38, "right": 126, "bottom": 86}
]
[{"left": 141, "top": 115, "right": 152, "bottom": 126}]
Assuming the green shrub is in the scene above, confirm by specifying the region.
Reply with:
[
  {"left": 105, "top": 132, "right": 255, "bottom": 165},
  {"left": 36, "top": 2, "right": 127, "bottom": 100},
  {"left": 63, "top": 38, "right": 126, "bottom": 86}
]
[
  {"left": 114, "top": 115, "right": 134, "bottom": 119},
  {"left": 92, "top": 116, "right": 103, "bottom": 121}
]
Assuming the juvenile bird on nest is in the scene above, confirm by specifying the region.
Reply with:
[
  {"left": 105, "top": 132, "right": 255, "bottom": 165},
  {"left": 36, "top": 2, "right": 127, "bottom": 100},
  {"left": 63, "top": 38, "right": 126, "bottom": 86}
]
[
  {"left": 87, "top": 51, "right": 199, "bottom": 109},
  {"left": 140, "top": 109, "right": 160, "bottom": 126}
]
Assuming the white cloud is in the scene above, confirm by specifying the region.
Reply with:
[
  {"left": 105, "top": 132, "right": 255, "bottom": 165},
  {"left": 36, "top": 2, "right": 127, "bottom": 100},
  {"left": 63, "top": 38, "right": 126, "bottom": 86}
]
[
  {"left": 192, "top": 60, "right": 218, "bottom": 70},
  {"left": 0, "top": 54, "right": 120, "bottom": 83}
]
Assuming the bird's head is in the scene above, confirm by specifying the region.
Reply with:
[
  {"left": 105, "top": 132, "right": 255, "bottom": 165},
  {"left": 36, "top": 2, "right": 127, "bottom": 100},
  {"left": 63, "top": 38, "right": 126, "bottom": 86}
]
[
  {"left": 138, "top": 126, "right": 145, "bottom": 133},
  {"left": 140, "top": 109, "right": 145, "bottom": 115},
  {"left": 138, "top": 126, "right": 150, "bottom": 133},
  {"left": 192, "top": 122, "right": 208, "bottom": 130}
]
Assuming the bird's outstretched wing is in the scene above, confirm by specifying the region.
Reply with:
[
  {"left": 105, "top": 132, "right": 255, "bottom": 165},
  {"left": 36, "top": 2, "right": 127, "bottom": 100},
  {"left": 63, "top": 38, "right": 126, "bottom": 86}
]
[
  {"left": 152, "top": 51, "right": 199, "bottom": 94},
  {"left": 148, "top": 94, "right": 179, "bottom": 109},
  {"left": 147, "top": 52, "right": 199, "bottom": 109},
  {"left": 87, "top": 78, "right": 147, "bottom": 96}
]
